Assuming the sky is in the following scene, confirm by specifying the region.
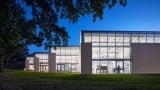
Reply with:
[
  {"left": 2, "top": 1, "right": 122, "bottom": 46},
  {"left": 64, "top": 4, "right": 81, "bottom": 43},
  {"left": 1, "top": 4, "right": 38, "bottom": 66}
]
[{"left": 28, "top": 0, "right": 160, "bottom": 54}]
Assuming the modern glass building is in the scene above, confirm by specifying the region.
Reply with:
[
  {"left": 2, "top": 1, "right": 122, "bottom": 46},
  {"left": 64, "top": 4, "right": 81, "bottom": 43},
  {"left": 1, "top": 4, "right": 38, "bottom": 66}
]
[
  {"left": 25, "top": 46, "right": 80, "bottom": 73},
  {"left": 81, "top": 31, "right": 160, "bottom": 74},
  {"left": 51, "top": 46, "right": 81, "bottom": 73},
  {"left": 25, "top": 52, "right": 56, "bottom": 72},
  {"left": 25, "top": 56, "right": 34, "bottom": 71},
  {"left": 25, "top": 30, "right": 160, "bottom": 74}
]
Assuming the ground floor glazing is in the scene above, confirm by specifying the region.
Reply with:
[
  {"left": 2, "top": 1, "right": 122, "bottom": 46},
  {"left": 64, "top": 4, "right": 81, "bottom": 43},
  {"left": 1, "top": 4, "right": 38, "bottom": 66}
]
[{"left": 92, "top": 60, "right": 131, "bottom": 74}]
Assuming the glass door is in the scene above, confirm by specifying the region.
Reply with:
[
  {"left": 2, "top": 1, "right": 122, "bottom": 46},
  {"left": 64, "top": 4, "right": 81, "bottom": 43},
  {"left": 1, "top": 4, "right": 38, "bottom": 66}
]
[{"left": 115, "top": 61, "right": 124, "bottom": 74}]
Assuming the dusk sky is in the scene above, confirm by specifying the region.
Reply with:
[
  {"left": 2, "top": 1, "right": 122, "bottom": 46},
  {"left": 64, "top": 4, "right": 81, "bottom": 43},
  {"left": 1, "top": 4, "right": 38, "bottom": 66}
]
[{"left": 29, "top": 0, "right": 160, "bottom": 54}]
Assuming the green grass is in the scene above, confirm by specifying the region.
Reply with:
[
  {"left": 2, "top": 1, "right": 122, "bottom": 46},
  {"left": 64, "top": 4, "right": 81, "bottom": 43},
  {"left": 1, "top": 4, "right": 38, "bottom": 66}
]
[{"left": 1, "top": 70, "right": 160, "bottom": 90}]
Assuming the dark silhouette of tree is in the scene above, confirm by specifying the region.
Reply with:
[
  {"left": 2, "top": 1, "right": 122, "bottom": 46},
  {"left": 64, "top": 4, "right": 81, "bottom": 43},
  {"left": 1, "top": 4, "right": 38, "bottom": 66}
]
[
  {"left": 0, "top": 0, "right": 127, "bottom": 72},
  {"left": 3, "top": 46, "right": 29, "bottom": 69}
]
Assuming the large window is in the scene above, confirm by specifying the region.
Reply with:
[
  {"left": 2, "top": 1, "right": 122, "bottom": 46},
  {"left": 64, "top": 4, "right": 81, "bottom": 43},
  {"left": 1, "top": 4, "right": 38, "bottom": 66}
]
[
  {"left": 124, "top": 34, "right": 130, "bottom": 46},
  {"left": 116, "top": 47, "right": 123, "bottom": 59},
  {"left": 108, "top": 47, "right": 115, "bottom": 59},
  {"left": 147, "top": 34, "right": 154, "bottom": 43},
  {"left": 124, "top": 47, "right": 130, "bottom": 59},
  {"left": 82, "top": 31, "right": 160, "bottom": 74},
  {"left": 139, "top": 34, "right": 146, "bottom": 43},
  {"left": 27, "top": 57, "right": 34, "bottom": 70},
  {"left": 108, "top": 34, "right": 115, "bottom": 46},
  {"left": 100, "top": 47, "right": 107, "bottom": 59},
  {"left": 36, "top": 53, "right": 49, "bottom": 72},
  {"left": 92, "top": 33, "right": 99, "bottom": 42},
  {"left": 155, "top": 34, "right": 160, "bottom": 43},
  {"left": 132, "top": 34, "right": 138, "bottom": 43},
  {"left": 100, "top": 33, "right": 107, "bottom": 42},
  {"left": 84, "top": 33, "right": 91, "bottom": 42},
  {"left": 116, "top": 34, "right": 123, "bottom": 46},
  {"left": 92, "top": 46, "right": 99, "bottom": 59},
  {"left": 51, "top": 46, "right": 80, "bottom": 73}
]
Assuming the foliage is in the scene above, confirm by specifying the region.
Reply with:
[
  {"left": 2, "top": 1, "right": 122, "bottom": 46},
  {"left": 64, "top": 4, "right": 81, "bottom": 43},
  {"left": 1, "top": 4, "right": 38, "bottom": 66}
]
[
  {"left": 0, "top": 0, "right": 127, "bottom": 72},
  {"left": 0, "top": 0, "right": 32, "bottom": 72},
  {"left": 23, "top": 0, "right": 127, "bottom": 47},
  {"left": 3, "top": 46, "right": 29, "bottom": 69}
]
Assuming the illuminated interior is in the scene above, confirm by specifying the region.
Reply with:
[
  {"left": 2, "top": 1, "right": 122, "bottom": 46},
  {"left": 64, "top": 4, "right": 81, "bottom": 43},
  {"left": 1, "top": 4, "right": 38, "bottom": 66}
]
[
  {"left": 35, "top": 53, "right": 49, "bottom": 72},
  {"left": 51, "top": 46, "right": 81, "bottom": 73},
  {"left": 83, "top": 31, "right": 160, "bottom": 74},
  {"left": 25, "top": 31, "right": 160, "bottom": 74},
  {"left": 26, "top": 57, "right": 34, "bottom": 71}
]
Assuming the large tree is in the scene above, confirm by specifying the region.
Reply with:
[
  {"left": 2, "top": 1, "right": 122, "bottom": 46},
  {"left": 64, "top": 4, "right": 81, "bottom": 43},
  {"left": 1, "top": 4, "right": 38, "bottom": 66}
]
[
  {"left": 0, "top": 0, "right": 127, "bottom": 72},
  {"left": 3, "top": 46, "right": 29, "bottom": 69}
]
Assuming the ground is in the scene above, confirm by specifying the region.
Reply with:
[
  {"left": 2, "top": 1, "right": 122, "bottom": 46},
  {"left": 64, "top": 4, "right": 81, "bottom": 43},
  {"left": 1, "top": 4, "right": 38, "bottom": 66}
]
[{"left": 0, "top": 70, "right": 160, "bottom": 90}]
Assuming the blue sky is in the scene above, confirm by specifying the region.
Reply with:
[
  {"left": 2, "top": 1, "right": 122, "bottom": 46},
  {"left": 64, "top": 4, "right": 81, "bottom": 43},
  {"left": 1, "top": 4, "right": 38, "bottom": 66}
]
[{"left": 29, "top": 0, "right": 160, "bottom": 54}]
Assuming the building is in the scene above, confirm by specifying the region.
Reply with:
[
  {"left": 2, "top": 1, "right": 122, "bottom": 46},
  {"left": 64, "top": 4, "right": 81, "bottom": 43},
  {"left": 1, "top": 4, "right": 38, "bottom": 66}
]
[
  {"left": 25, "top": 46, "right": 81, "bottom": 73},
  {"left": 25, "top": 31, "right": 160, "bottom": 74},
  {"left": 50, "top": 46, "right": 81, "bottom": 73},
  {"left": 25, "top": 52, "right": 56, "bottom": 72}
]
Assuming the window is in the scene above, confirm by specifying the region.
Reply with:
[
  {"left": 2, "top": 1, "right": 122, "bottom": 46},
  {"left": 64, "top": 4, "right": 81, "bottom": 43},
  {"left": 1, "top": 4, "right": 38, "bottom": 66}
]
[
  {"left": 147, "top": 34, "right": 154, "bottom": 43},
  {"left": 108, "top": 47, "right": 115, "bottom": 59},
  {"left": 100, "top": 33, "right": 107, "bottom": 42},
  {"left": 124, "top": 34, "right": 130, "bottom": 46},
  {"left": 84, "top": 33, "right": 91, "bottom": 42},
  {"left": 108, "top": 34, "right": 115, "bottom": 42},
  {"left": 116, "top": 34, "right": 123, "bottom": 46},
  {"left": 92, "top": 33, "right": 99, "bottom": 42},
  {"left": 124, "top": 34, "right": 130, "bottom": 42},
  {"left": 116, "top": 34, "right": 123, "bottom": 43},
  {"left": 108, "top": 34, "right": 115, "bottom": 46},
  {"left": 116, "top": 47, "right": 123, "bottom": 59},
  {"left": 99, "top": 47, "right": 107, "bottom": 59},
  {"left": 131, "top": 34, "right": 138, "bottom": 43},
  {"left": 124, "top": 47, "right": 130, "bottom": 59},
  {"left": 92, "top": 47, "right": 99, "bottom": 59},
  {"left": 155, "top": 34, "right": 160, "bottom": 43},
  {"left": 139, "top": 34, "right": 146, "bottom": 43}
]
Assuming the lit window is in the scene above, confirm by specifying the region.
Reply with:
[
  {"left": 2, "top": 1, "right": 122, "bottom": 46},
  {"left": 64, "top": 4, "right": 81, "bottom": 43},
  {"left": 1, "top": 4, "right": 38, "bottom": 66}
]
[
  {"left": 139, "top": 34, "right": 146, "bottom": 43},
  {"left": 131, "top": 34, "right": 138, "bottom": 43},
  {"left": 155, "top": 34, "right": 160, "bottom": 43},
  {"left": 92, "top": 33, "right": 99, "bottom": 42},
  {"left": 124, "top": 47, "right": 130, "bottom": 59},
  {"left": 147, "top": 34, "right": 154, "bottom": 43},
  {"left": 100, "top": 33, "right": 107, "bottom": 42},
  {"left": 84, "top": 33, "right": 91, "bottom": 42}
]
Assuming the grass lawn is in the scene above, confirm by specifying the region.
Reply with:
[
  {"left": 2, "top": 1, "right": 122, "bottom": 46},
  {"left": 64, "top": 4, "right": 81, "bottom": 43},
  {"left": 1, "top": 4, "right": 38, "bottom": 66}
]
[{"left": 0, "top": 70, "right": 160, "bottom": 90}]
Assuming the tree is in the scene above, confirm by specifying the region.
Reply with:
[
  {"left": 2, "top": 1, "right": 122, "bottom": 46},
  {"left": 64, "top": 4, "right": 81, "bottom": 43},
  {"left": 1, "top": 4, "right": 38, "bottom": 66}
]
[
  {"left": 3, "top": 46, "right": 29, "bottom": 69},
  {"left": 0, "top": 0, "right": 127, "bottom": 72}
]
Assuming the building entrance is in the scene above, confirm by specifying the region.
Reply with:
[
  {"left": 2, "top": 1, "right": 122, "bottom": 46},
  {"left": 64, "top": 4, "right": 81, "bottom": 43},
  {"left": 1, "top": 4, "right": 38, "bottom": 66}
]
[
  {"left": 115, "top": 61, "right": 124, "bottom": 74},
  {"left": 56, "top": 63, "right": 79, "bottom": 72}
]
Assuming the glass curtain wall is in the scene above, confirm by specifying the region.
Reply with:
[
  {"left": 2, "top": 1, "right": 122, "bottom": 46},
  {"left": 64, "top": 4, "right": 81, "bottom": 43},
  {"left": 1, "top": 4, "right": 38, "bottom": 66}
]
[
  {"left": 35, "top": 53, "right": 49, "bottom": 72},
  {"left": 26, "top": 57, "right": 34, "bottom": 70},
  {"left": 51, "top": 46, "right": 80, "bottom": 73},
  {"left": 83, "top": 31, "right": 160, "bottom": 74}
]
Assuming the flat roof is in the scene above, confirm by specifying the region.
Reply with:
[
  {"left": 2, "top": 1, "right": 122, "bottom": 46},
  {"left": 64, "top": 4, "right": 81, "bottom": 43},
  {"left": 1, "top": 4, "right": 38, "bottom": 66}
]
[
  {"left": 34, "top": 52, "right": 49, "bottom": 54},
  {"left": 81, "top": 30, "right": 160, "bottom": 34},
  {"left": 51, "top": 45, "right": 80, "bottom": 47}
]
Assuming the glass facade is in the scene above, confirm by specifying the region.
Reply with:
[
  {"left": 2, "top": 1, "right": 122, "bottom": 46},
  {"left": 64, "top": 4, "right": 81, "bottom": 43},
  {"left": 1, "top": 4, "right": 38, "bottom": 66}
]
[
  {"left": 26, "top": 57, "right": 34, "bottom": 70},
  {"left": 35, "top": 53, "right": 49, "bottom": 72},
  {"left": 25, "top": 31, "right": 160, "bottom": 74},
  {"left": 51, "top": 46, "right": 80, "bottom": 73},
  {"left": 82, "top": 31, "right": 160, "bottom": 74}
]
